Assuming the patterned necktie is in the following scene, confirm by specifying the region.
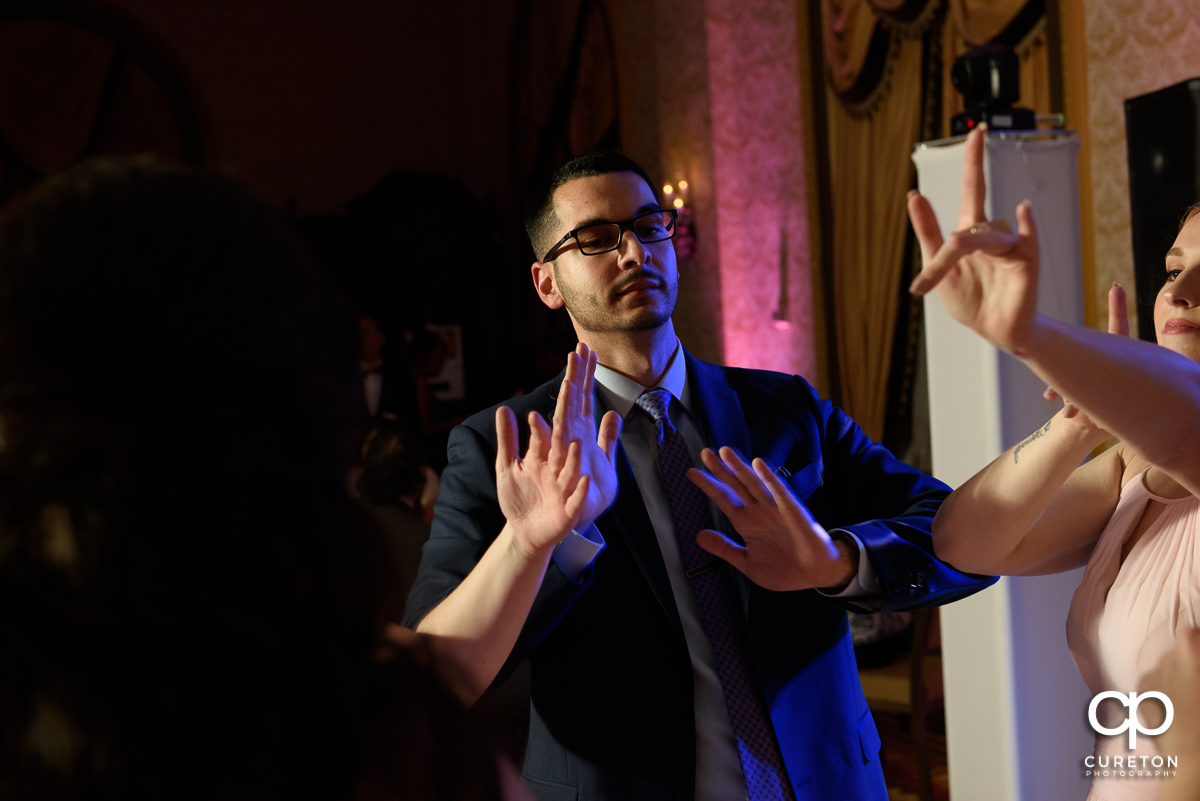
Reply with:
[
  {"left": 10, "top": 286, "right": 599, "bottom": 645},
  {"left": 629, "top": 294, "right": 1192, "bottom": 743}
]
[{"left": 634, "top": 388, "right": 795, "bottom": 801}]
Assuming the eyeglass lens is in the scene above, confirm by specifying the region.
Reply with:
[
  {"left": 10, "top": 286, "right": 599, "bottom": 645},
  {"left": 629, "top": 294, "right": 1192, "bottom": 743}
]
[{"left": 576, "top": 210, "right": 676, "bottom": 254}]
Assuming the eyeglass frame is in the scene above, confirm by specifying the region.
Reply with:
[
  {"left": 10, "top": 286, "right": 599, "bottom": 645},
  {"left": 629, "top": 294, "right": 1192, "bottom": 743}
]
[{"left": 541, "top": 207, "right": 679, "bottom": 263}]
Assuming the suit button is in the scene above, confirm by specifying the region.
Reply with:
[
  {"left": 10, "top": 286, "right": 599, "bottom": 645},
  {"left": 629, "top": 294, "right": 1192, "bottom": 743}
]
[{"left": 890, "top": 570, "right": 929, "bottom": 595}]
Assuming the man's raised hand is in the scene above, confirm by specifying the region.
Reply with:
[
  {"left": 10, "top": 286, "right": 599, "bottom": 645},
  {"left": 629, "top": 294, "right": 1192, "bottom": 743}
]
[
  {"left": 494, "top": 343, "right": 621, "bottom": 557},
  {"left": 686, "top": 447, "right": 856, "bottom": 592},
  {"left": 551, "top": 343, "right": 621, "bottom": 526}
]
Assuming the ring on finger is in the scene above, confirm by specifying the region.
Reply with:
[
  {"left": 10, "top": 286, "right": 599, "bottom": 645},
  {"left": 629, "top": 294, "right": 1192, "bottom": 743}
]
[{"left": 958, "top": 222, "right": 991, "bottom": 235}]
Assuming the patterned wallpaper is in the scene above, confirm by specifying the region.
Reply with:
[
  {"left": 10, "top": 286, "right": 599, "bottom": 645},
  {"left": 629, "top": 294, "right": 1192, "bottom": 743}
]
[
  {"left": 705, "top": 0, "right": 814, "bottom": 380},
  {"left": 1085, "top": 0, "right": 1200, "bottom": 333},
  {"left": 609, "top": 0, "right": 726, "bottom": 366},
  {"left": 610, "top": 0, "right": 814, "bottom": 379}
]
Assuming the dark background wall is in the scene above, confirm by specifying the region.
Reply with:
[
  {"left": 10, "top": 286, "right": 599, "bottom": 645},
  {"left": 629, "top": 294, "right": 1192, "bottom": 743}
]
[
  {"left": 0, "top": 0, "right": 809, "bottom": 415},
  {"left": 1, "top": 0, "right": 575, "bottom": 413}
]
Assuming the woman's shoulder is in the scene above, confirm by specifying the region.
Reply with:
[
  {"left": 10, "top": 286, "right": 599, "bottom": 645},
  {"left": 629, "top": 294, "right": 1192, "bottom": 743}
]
[
  {"left": 1116, "top": 444, "right": 1196, "bottom": 500},
  {"left": 1114, "top": 443, "right": 1149, "bottom": 488}
]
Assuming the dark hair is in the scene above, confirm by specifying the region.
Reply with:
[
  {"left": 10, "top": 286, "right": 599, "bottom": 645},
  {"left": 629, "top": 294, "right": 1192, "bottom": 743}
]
[
  {"left": 358, "top": 417, "right": 427, "bottom": 504},
  {"left": 0, "top": 159, "right": 364, "bottom": 484},
  {"left": 524, "top": 151, "right": 657, "bottom": 259},
  {"left": 1180, "top": 202, "right": 1200, "bottom": 232},
  {"left": 0, "top": 160, "right": 500, "bottom": 801}
]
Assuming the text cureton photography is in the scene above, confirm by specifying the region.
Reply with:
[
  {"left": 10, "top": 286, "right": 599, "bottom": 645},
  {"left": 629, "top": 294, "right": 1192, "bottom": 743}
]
[
  {"left": 1083, "top": 691, "right": 1180, "bottom": 779},
  {"left": 1084, "top": 754, "right": 1178, "bottom": 778}
]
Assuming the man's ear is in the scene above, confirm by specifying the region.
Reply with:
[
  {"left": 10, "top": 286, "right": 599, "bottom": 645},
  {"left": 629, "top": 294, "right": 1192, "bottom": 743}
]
[{"left": 531, "top": 261, "right": 564, "bottom": 309}]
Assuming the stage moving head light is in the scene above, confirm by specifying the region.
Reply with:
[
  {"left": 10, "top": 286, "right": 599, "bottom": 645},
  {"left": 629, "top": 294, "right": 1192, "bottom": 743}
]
[{"left": 950, "top": 44, "right": 1035, "bottom": 136}]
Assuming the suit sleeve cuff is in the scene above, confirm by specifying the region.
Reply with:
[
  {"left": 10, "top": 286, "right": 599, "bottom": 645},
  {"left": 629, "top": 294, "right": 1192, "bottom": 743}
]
[
  {"left": 817, "top": 529, "right": 880, "bottom": 598},
  {"left": 551, "top": 522, "right": 607, "bottom": 583}
]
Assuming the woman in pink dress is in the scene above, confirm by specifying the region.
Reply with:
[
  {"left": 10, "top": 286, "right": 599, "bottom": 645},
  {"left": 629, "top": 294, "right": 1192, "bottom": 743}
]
[
  {"left": 1146, "top": 630, "right": 1200, "bottom": 800},
  {"left": 907, "top": 126, "right": 1200, "bottom": 801}
]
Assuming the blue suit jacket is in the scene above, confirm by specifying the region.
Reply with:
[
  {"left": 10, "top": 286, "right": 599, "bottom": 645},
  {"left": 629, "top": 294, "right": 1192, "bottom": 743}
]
[{"left": 404, "top": 352, "right": 995, "bottom": 801}]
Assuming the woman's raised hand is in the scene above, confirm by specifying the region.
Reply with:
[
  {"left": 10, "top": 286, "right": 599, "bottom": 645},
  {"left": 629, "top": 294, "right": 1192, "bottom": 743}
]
[{"left": 907, "top": 126, "right": 1041, "bottom": 356}]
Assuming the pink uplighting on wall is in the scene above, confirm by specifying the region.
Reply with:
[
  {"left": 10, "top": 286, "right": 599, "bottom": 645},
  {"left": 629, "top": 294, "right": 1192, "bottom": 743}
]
[{"left": 705, "top": 0, "right": 815, "bottom": 383}]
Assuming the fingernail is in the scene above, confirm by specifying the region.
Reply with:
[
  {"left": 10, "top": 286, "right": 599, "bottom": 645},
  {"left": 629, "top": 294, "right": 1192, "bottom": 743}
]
[
  {"left": 1112, "top": 281, "right": 1123, "bottom": 290},
  {"left": 907, "top": 189, "right": 918, "bottom": 200},
  {"left": 909, "top": 275, "right": 929, "bottom": 295}
]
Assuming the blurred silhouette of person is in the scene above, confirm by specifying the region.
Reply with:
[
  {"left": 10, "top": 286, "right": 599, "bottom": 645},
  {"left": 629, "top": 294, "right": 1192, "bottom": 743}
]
[
  {"left": 359, "top": 312, "right": 410, "bottom": 423},
  {"left": 358, "top": 416, "right": 440, "bottom": 519},
  {"left": 360, "top": 311, "right": 389, "bottom": 416},
  {"left": 0, "top": 158, "right": 528, "bottom": 801},
  {"left": 355, "top": 416, "right": 439, "bottom": 620},
  {"left": 402, "top": 328, "right": 465, "bottom": 473}
]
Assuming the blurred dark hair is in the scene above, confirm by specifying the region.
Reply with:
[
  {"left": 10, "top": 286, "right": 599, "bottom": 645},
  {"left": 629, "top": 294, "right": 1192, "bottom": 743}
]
[
  {"left": 358, "top": 417, "right": 428, "bottom": 506},
  {"left": 0, "top": 160, "right": 498, "bottom": 800},
  {"left": 1179, "top": 201, "right": 1200, "bottom": 232}
]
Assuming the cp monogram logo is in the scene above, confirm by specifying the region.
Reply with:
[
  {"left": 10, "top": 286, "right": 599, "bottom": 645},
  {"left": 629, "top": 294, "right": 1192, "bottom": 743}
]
[{"left": 1088, "top": 691, "right": 1174, "bottom": 749}]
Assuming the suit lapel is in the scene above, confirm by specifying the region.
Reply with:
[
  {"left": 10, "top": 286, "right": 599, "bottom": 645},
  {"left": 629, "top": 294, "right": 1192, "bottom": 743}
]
[{"left": 685, "top": 354, "right": 749, "bottom": 458}]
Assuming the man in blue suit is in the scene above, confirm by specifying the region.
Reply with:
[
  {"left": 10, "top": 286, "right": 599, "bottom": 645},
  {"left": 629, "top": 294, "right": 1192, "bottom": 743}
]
[{"left": 403, "top": 152, "right": 994, "bottom": 801}]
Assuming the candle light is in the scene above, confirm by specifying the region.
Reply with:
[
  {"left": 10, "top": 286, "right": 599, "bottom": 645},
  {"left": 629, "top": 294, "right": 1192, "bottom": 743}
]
[{"left": 665, "top": 177, "right": 694, "bottom": 259}]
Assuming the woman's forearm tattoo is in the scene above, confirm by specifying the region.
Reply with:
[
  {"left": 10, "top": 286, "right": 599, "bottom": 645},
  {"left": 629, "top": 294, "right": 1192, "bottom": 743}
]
[{"left": 1013, "top": 419, "right": 1053, "bottom": 464}]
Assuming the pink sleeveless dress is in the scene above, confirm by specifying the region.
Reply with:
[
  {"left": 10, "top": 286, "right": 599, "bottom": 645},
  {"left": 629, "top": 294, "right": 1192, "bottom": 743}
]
[{"left": 1066, "top": 469, "right": 1200, "bottom": 801}]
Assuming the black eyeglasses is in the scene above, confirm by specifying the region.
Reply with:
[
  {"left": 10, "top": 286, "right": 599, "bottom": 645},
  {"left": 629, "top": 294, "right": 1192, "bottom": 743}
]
[{"left": 542, "top": 208, "right": 678, "bottom": 262}]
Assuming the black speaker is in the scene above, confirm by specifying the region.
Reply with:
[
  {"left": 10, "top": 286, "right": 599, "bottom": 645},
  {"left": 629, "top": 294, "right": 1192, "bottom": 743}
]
[{"left": 1125, "top": 77, "right": 1200, "bottom": 342}]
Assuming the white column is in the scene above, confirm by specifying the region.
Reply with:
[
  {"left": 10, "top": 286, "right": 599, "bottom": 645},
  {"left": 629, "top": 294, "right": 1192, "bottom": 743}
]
[{"left": 913, "top": 132, "right": 1094, "bottom": 801}]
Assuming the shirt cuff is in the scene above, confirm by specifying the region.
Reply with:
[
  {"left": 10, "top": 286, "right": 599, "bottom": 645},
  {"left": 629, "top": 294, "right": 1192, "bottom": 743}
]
[
  {"left": 818, "top": 529, "right": 880, "bottom": 598},
  {"left": 552, "top": 522, "right": 607, "bottom": 583}
]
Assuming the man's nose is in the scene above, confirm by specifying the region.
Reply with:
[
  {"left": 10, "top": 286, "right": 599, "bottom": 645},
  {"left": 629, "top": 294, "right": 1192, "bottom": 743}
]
[{"left": 616, "top": 229, "right": 649, "bottom": 267}]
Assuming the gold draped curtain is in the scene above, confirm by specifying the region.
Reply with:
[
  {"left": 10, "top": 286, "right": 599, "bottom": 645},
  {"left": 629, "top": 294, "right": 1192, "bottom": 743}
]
[{"left": 818, "top": 0, "right": 1049, "bottom": 443}]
